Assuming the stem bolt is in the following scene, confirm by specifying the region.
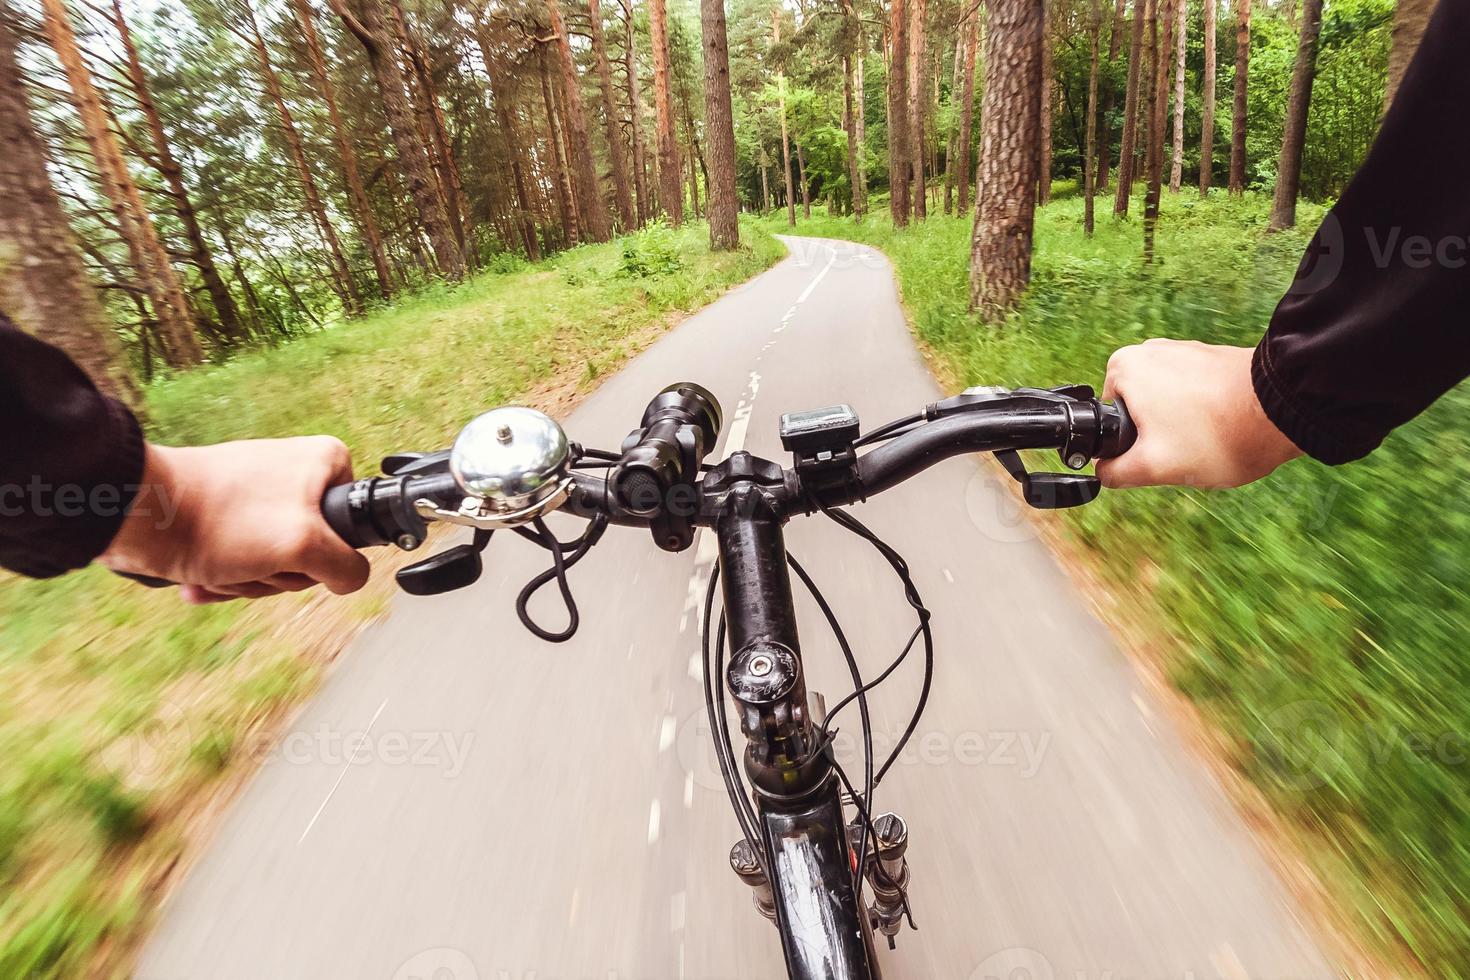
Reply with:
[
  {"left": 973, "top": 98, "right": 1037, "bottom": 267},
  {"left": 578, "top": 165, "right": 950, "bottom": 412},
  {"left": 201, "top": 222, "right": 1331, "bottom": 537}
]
[{"left": 750, "top": 654, "right": 773, "bottom": 676}]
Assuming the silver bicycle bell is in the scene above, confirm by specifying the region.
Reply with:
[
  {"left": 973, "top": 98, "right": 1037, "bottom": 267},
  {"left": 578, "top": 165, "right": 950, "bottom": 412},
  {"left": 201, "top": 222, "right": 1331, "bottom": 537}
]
[{"left": 448, "top": 406, "right": 573, "bottom": 524}]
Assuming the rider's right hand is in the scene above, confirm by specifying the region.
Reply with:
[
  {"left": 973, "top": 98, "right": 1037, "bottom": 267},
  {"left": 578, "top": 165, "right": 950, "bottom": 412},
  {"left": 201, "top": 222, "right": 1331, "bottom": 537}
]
[
  {"left": 101, "top": 437, "right": 371, "bottom": 603},
  {"left": 1097, "top": 339, "right": 1302, "bottom": 489}
]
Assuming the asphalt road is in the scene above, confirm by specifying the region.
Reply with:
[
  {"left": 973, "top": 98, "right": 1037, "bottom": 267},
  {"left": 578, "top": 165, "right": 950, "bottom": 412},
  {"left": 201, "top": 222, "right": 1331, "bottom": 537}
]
[{"left": 137, "top": 237, "right": 1333, "bottom": 980}]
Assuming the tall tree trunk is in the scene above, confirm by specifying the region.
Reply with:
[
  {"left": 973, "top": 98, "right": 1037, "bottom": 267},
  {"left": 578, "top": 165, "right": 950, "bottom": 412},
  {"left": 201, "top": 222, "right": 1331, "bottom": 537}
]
[
  {"left": 839, "top": 0, "right": 865, "bottom": 219},
  {"left": 956, "top": 8, "right": 979, "bottom": 213},
  {"left": 0, "top": 8, "right": 136, "bottom": 402},
  {"left": 547, "top": 0, "right": 610, "bottom": 242},
  {"left": 759, "top": 147, "right": 772, "bottom": 213},
  {"left": 649, "top": 0, "right": 683, "bottom": 225},
  {"left": 1383, "top": 0, "right": 1435, "bottom": 112},
  {"left": 623, "top": 2, "right": 652, "bottom": 226},
  {"left": 476, "top": 25, "right": 541, "bottom": 261},
  {"left": 292, "top": 0, "right": 393, "bottom": 298},
  {"left": 1143, "top": 0, "right": 1169, "bottom": 261},
  {"left": 700, "top": 0, "right": 740, "bottom": 248},
  {"left": 969, "top": 0, "right": 1042, "bottom": 318},
  {"left": 1084, "top": 0, "right": 1101, "bottom": 234},
  {"left": 795, "top": 138, "right": 811, "bottom": 217},
  {"left": 1113, "top": 0, "right": 1145, "bottom": 214},
  {"left": 538, "top": 48, "right": 580, "bottom": 246},
  {"left": 1200, "top": 0, "right": 1216, "bottom": 194},
  {"left": 774, "top": 10, "right": 796, "bottom": 227},
  {"left": 1168, "top": 0, "right": 1186, "bottom": 191},
  {"left": 330, "top": 0, "right": 464, "bottom": 278},
  {"left": 1268, "top": 0, "right": 1323, "bottom": 231},
  {"left": 241, "top": 0, "right": 361, "bottom": 315},
  {"left": 40, "top": 0, "right": 201, "bottom": 367},
  {"left": 1095, "top": 0, "right": 1126, "bottom": 192},
  {"left": 587, "top": 0, "right": 635, "bottom": 231},
  {"left": 1227, "top": 0, "right": 1250, "bottom": 194},
  {"left": 943, "top": 26, "right": 963, "bottom": 213},
  {"left": 853, "top": 26, "right": 867, "bottom": 216},
  {"left": 887, "top": 0, "right": 912, "bottom": 226},
  {"left": 908, "top": 0, "right": 928, "bottom": 218},
  {"left": 1037, "top": 0, "right": 1052, "bottom": 204},
  {"left": 112, "top": 0, "right": 243, "bottom": 343},
  {"left": 394, "top": 0, "right": 478, "bottom": 267}
]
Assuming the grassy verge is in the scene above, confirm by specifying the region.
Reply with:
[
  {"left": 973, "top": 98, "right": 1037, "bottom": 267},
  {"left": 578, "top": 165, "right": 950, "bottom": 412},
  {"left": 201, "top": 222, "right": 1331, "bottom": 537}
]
[
  {"left": 761, "top": 197, "right": 1468, "bottom": 975},
  {"left": 0, "top": 219, "right": 783, "bottom": 978}
]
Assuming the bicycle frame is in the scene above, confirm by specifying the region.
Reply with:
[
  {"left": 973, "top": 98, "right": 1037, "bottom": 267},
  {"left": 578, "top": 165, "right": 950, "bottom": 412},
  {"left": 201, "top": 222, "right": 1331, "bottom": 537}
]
[{"left": 716, "top": 484, "right": 881, "bottom": 980}]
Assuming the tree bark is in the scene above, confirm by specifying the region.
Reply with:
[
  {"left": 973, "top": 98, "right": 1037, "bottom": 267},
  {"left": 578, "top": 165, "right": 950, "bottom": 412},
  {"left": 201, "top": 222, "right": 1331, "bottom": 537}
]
[
  {"left": 1169, "top": 0, "right": 1186, "bottom": 191},
  {"left": 112, "top": 0, "right": 244, "bottom": 343},
  {"left": 1084, "top": 0, "right": 1101, "bottom": 234},
  {"left": 0, "top": 7, "right": 137, "bottom": 401},
  {"left": 956, "top": 8, "right": 979, "bottom": 213},
  {"left": 908, "top": 0, "right": 928, "bottom": 218},
  {"left": 852, "top": 23, "right": 867, "bottom": 216},
  {"left": 1384, "top": 0, "right": 1435, "bottom": 112},
  {"left": 759, "top": 147, "right": 771, "bottom": 213},
  {"left": 476, "top": 24, "right": 541, "bottom": 260},
  {"left": 795, "top": 138, "right": 811, "bottom": 218},
  {"left": 1268, "top": 0, "right": 1323, "bottom": 231},
  {"left": 1227, "top": 0, "right": 1250, "bottom": 194},
  {"left": 623, "top": 3, "right": 652, "bottom": 226},
  {"left": 1200, "top": 0, "right": 1216, "bottom": 194},
  {"left": 1143, "top": 0, "right": 1169, "bottom": 261},
  {"left": 943, "top": 26, "right": 963, "bottom": 213},
  {"left": 1113, "top": 0, "right": 1145, "bottom": 214},
  {"left": 1037, "top": 0, "right": 1052, "bottom": 204},
  {"left": 887, "top": 0, "right": 911, "bottom": 226},
  {"left": 292, "top": 0, "right": 393, "bottom": 298},
  {"left": 774, "top": 10, "right": 796, "bottom": 227},
  {"left": 700, "top": 0, "right": 740, "bottom": 248},
  {"left": 839, "top": 0, "right": 865, "bottom": 219},
  {"left": 538, "top": 47, "right": 580, "bottom": 246},
  {"left": 649, "top": 0, "right": 682, "bottom": 225},
  {"left": 41, "top": 0, "right": 201, "bottom": 367},
  {"left": 241, "top": 0, "right": 361, "bottom": 314},
  {"left": 587, "top": 0, "right": 635, "bottom": 231},
  {"left": 546, "top": 0, "right": 610, "bottom": 242},
  {"left": 969, "top": 0, "right": 1042, "bottom": 318},
  {"left": 392, "top": 0, "right": 478, "bottom": 266},
  {"left": 330, "top": 0, "right": 464, "bottom": 278},
  {"left": 1095, "top": 0, "right": 1126, "bottom": 192}
]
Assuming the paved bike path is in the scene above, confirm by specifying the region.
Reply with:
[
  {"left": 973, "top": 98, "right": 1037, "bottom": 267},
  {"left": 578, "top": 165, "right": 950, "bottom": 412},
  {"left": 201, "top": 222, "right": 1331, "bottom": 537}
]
[{"left": 138, "top": 238, "right": 1332, "bottom": 980}]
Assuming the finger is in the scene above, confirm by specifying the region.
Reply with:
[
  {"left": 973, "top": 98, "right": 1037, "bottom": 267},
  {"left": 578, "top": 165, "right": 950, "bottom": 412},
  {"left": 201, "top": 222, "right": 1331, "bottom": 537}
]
[
  {"left": 1096, "top": 448, "right": 1153, "bottom": 489},
  {"left": 294, "top": 525, "right": 372, "bottom": 595},
  {"left": 181, "top": 584, "right": 243, "bottom": 604},
  {"left": 263, "top": 572, "right": 318, "bottom": 593}
]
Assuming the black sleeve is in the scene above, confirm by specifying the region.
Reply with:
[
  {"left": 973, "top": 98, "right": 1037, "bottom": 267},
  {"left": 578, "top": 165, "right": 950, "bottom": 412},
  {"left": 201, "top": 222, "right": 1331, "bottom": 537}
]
[
  {"left": 0, "top": 315, "right": 146, "bottom": 578},
  {"left": 1253, "top": 0, "right": 1470, "bottom": 465}
]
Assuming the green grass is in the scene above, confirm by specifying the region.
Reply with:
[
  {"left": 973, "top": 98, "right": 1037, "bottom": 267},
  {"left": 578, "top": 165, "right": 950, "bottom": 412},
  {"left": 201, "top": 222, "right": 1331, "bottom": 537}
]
[
  {"left": 761, "top": 195, "right": 1470, "bottom": 975},
  {"left": 0, "top": 218, "right": 782, "bottom": 978}
]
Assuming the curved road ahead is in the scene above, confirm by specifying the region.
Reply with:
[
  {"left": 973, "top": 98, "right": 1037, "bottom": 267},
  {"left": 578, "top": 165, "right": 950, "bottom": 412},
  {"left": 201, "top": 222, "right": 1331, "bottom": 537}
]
[{"left": 138, "top": 238, "right": 1332, "bottom": 980}]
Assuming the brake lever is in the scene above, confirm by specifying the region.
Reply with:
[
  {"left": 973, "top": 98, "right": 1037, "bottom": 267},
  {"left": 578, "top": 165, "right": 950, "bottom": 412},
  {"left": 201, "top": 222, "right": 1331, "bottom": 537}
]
[
  {"left": 993, "top": 450, "right": 1101, "bottom": 509},
  {"left": 395, "top": 529, "right": 493, "bottom": 596}
]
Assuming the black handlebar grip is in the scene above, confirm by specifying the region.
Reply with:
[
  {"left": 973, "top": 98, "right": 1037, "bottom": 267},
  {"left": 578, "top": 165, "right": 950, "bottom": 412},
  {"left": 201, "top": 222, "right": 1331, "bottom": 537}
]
[
  {"left": 1097, "top": 397, "right": 1138, "bottom": 459},
  {"left": 322, "top": 480, "right": 382, "bottom": 548}
]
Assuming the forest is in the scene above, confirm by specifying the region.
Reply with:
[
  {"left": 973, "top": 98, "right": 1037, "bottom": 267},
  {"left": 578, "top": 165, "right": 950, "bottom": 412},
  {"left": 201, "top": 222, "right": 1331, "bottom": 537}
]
[
  {"left": 0, "top": 0, "right": 1417, "bottom": 385},
  {"left": 0, "top": 0, "right": 1457, "bottom": 974}
]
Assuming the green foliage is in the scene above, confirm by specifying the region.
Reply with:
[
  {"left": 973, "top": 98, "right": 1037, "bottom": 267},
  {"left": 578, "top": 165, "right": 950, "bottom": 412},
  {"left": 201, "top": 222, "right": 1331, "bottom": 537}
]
[
  {"left": 760, "top": 198, "right": 1470, "bottom": 975},
  {"left": 618, "top": 221, "right": 685, "bottom": 278}
]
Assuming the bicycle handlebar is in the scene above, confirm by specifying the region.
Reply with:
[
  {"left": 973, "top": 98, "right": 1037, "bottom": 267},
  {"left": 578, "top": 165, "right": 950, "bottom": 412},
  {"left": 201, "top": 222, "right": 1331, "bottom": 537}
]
[{"left": 320, "top": 386, "right": 1137, "bottom": 551}]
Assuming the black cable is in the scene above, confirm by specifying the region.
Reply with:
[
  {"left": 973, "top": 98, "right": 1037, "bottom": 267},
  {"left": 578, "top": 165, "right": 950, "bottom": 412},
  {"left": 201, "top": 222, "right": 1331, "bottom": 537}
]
[
  {"left": 514, "top": 514, "right": 607, "bottom": 642},
  {"left": 788, "top": 553, "right": 874, "bottom": 907},
  {"left": 830, "top": 752, "right": 918, "bottom": 933},
  {"left": 701, "top": 562, "right": 764, "bottom": 863},
  {"left": 854, "top": 412, "right": 924, "bottom": 448},
  {"left": 819, "top": 503, "right": 935, "bottom": 786}
]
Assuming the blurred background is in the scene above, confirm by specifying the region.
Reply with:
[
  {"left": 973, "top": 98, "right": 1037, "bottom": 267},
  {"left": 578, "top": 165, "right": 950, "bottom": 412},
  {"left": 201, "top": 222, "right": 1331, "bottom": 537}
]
[{"left": 0, "top": 0, "right": 1460, "bottom": 974}]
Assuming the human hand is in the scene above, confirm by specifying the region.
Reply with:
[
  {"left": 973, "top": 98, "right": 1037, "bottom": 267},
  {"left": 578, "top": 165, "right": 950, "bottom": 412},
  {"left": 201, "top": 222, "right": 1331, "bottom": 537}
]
[
  {"left": 1097, "top": 340, "right": 1302, "bottom": 489},
  {"left": 101, "top": 437, "right": 371, "bottom": 604}
]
